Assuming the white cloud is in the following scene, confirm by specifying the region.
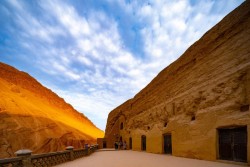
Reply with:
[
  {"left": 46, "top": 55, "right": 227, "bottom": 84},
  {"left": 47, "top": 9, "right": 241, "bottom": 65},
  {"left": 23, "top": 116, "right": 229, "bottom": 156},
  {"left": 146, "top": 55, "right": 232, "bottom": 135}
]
[
  {"left": 8, "top": 1, "right": 65, "bottom": 44},
  {"left": 47, "top": 2, "right": 91, "bottom": 37},
  {"left": 5, "top": 0, "right": 243, "bottom": 130},
  {"left": 52, "top": 87, "right": 126, "bottom": 130},
  {"left": 8, "top": 0, "right": 22, "bottom": 10},
  {"left": 77, "top": 56, "right": 93, "bottom": 66}
]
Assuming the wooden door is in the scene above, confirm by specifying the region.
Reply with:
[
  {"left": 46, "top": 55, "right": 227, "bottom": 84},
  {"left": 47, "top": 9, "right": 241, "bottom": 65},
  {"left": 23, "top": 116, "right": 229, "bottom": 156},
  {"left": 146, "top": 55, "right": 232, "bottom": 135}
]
[{"left": 218, "top": 127, "right": 247, "bottom": 162}]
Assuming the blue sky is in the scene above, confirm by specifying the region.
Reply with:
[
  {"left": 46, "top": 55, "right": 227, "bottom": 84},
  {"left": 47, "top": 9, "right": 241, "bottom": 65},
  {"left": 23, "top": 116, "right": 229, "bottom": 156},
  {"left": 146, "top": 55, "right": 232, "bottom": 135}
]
[{"left": 0, "top": 0, "right": 244, "bottom": 131}]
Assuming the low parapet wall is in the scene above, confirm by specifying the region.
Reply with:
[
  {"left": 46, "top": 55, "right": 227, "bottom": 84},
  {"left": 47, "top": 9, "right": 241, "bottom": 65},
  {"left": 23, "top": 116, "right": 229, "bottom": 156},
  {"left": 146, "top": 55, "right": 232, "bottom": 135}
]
[{"left": 0, "top": 145, "right": 98, "bottom": 167}]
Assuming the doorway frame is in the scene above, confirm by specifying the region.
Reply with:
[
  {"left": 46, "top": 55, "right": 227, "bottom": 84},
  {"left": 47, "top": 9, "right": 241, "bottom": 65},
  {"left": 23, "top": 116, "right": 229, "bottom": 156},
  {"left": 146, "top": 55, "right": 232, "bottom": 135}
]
[{"left": 163, "top": 133, "right": 172, "bottom": 154}]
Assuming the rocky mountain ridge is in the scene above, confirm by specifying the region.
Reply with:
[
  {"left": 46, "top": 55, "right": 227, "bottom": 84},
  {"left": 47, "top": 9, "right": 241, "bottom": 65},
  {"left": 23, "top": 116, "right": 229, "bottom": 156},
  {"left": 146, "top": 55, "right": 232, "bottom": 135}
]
[
  {"left": 0, "top": 62, "right": 104, "bottom": 158},
  {"left": 0, "top": 63, "right": 93, "bottom": 125}
]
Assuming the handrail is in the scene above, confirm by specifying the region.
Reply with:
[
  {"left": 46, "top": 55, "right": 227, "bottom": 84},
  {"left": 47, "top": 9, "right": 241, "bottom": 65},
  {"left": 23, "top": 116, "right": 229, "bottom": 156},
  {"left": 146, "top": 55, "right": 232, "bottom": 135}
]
[
  {"left": 0, "top": 157, "right": 23, "bottom": 167},
  {"left": 0, "top": 144, "right": 99, "bottom": 167}
]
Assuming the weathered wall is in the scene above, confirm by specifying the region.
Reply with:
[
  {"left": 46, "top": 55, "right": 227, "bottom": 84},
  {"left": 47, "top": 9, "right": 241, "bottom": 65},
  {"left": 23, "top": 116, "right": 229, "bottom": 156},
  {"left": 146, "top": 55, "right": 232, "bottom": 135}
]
[
  {"left": 105, "top": 114, "right": 126, "bottom": 148},
  {"left": 97, "top": 138, "right": 103, "bottom": 149},
  {"left": 105, "top": 1, "right": 250, "bottom": 165}
]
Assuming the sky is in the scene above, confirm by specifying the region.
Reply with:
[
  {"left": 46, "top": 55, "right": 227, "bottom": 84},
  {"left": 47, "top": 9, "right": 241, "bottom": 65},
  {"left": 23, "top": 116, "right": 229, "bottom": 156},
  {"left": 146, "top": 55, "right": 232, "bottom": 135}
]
[{"left": 0, "top": 0, "right": 244, "bottom": 131}]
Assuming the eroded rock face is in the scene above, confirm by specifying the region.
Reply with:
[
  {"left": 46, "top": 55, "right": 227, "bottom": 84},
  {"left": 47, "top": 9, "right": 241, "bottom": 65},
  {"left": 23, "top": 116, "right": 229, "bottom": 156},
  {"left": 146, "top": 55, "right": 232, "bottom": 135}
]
[
  {"left": 0, "top": 63, "right": 104, "bottom": 158},
  {"left": 105, "top": 1, "right": 250, "bottom": 163}
]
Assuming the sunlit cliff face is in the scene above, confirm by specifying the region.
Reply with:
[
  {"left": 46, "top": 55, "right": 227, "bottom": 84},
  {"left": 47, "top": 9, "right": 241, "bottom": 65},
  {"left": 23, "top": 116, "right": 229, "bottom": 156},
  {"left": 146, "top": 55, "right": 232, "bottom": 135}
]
[{"left": 0, "top": 62, "right": 104, "bottom": 158}]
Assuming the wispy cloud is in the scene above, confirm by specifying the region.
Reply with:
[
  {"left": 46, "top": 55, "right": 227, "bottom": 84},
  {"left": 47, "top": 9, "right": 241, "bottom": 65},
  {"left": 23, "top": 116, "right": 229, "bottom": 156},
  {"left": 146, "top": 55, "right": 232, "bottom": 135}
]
[
  {"left": 0, "top": 0, "right": 243, "bottom": 130},
  {"left": 8, "top": 0, "right": 65, "bottom": 44}
]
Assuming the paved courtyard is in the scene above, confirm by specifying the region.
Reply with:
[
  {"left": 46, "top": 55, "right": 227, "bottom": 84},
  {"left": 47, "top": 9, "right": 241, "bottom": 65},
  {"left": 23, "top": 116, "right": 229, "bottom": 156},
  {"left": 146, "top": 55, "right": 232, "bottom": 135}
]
[{"left": 56, "top": 150, "right": 245, "bottom": 167}]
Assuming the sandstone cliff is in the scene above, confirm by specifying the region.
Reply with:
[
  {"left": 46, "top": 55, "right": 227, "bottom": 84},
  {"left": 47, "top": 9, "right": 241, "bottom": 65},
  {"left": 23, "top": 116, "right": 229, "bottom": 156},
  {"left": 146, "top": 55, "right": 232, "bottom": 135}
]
[
  {"left": 105, "top": 0, "right": 250, "bottom": 148},
  {"left": 0, "top": 62, "right": 104, "bottom": 158}
]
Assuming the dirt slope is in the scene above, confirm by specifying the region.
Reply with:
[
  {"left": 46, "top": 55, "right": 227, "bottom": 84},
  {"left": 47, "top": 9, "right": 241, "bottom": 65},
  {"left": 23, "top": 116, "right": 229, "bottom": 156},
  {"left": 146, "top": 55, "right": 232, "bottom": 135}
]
[{"left": 0, "top": 62, "right": 104, "bottom": 158}]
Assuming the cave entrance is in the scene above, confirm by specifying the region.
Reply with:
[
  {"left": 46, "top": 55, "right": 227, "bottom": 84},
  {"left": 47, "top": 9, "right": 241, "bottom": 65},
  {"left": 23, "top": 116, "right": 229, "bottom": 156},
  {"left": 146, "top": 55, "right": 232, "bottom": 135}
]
[
  {"left": 218, "top": 126, "right": 247, "bottom": 162},
  {"left": 141, "top": 135, "right": 146, "bottom": 151},
  {"left": 163, "top": 134, "right": 172, "bottom": 154}
]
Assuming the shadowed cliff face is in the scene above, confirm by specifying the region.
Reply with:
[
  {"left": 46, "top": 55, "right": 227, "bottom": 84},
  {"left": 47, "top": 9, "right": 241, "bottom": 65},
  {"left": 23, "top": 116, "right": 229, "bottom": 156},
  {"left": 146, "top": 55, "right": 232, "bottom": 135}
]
[
  {"left": 0, "top": 63, "right": 104, "bottom": 158},
  {"left": 105, "top": 1, "right": 250, "bottom": 138}
]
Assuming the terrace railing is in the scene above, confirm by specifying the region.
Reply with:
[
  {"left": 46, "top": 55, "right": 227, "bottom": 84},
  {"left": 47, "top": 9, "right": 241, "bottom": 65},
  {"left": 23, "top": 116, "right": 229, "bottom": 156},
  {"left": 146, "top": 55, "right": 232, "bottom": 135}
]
[{"left": 0, "top": 145, "right": 98, "bottom": 167}]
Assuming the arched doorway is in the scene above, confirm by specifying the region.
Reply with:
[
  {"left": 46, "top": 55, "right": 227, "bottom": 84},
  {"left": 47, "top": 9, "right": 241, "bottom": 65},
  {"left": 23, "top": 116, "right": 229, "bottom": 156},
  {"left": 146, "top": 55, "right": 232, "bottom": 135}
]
[
  {"left": 120, "top": 122, "right": 124, "bottom": 130},
  {"left": 141, "top": 135, "right": 146, "bottom": 151}
]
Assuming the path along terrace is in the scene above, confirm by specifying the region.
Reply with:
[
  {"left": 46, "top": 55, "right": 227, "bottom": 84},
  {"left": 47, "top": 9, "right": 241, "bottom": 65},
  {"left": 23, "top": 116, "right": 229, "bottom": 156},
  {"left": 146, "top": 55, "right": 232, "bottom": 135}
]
[{"left": 55, "top": 150, "right": 245, "bottom": 167}]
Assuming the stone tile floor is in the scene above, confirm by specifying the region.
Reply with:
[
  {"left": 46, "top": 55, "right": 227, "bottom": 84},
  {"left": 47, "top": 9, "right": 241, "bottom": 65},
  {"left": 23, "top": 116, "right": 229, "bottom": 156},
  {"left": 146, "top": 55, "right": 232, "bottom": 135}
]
[{"left": 56, "top": 150, "right": 246, "bottom": 167}]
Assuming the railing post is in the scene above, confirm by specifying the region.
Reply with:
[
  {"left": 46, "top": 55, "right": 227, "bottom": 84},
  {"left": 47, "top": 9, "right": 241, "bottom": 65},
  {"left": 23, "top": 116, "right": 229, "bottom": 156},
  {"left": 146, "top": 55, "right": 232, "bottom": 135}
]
[
  {"left": 84, "top": 144, "right": 89, "bottom": 155},
  {"left": 66, "top": 146, "right": 74, "bottom": 161},
  {"left": 15, "top": 149, "right": 32, "bottom": 167}
]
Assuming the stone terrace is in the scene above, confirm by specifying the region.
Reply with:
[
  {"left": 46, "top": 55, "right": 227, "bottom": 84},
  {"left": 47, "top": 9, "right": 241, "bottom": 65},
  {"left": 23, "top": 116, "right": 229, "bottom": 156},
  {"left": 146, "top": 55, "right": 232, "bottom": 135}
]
[{"left": 55, "top": 150, "right": 245, "bottom": 167}]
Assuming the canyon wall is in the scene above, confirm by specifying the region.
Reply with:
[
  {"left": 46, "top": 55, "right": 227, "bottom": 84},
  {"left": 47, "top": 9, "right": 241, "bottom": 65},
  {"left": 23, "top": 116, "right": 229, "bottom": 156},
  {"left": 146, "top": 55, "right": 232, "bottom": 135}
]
[{"left": 105, "top": 1, "right": 250, "bottom": 164}]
